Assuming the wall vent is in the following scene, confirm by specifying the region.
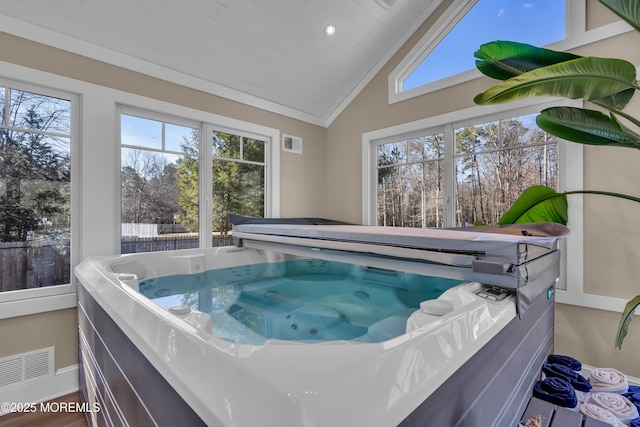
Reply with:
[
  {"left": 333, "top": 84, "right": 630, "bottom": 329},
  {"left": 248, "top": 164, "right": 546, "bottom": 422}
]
[
  {"left": 0, "top": 347, "right": 54, "bottom": 390},
  {"left": 283, "top": 134, "right": 303, "bottom": 154}
]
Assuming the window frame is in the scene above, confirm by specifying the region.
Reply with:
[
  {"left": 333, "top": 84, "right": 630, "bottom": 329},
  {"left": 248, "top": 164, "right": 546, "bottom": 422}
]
[
  {"left": 363, "top": 97, "right": 583, "bottom": 292},
  {"left": 118, "top": 106, "right": 279, "bottom": 252},
  {"left": 388, "top": 0, "right": 634, "bottom": 104},
  {"left": 0, "top": 78, "right": 80, "bottom": 313}
]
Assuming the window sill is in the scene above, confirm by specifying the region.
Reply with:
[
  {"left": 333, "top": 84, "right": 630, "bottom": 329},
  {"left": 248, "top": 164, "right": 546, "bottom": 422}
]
[{"left": 0, "top": 292, "right": 77, "bottom": 319}]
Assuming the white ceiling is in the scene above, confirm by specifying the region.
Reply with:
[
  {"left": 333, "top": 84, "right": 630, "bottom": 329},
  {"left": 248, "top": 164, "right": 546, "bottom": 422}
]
[{"left": 0, "top": 0, "right": 441, "bottom": 126}]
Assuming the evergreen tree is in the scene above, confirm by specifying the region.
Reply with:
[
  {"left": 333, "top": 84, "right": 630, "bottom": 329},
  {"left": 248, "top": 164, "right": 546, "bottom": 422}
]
[{"left": 0, "top": 102, "right": 70, "bottom": 242}]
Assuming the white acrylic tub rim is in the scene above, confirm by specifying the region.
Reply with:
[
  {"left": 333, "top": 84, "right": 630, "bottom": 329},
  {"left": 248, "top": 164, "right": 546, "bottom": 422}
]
[{"left": 75, "top": 246, "right": 516, "bottom": 427}]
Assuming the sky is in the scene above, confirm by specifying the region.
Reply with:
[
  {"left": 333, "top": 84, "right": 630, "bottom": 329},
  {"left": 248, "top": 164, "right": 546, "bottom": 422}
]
[
  {"left": 404, "top": 0, "right": 566, "bottom": 90},
  {"left": 120, "top": 113, "right": 198, "bottom": 168}
]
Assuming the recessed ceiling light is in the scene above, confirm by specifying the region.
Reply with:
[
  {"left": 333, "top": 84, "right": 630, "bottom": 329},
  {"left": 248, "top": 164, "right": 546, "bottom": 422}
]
[{"left": 324, "top": 23, "right": 336, "bottom": 36}]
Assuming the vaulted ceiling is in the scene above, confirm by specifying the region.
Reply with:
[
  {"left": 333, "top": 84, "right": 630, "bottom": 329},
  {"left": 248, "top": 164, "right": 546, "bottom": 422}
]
[{"left": 0, "top": 0, "right": 442, "bottom": 126}]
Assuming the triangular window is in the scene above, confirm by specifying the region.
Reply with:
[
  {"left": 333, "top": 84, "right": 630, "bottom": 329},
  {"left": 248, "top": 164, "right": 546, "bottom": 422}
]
[{"left": 392, "top": 0, "right": 567, "bottom": 99}]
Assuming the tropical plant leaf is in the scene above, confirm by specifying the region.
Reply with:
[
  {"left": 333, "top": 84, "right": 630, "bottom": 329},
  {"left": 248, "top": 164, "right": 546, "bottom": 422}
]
[
  {"left": 600, "top": 0, "right": 640, "bottom": 33},
  {"left": 615, "top": 294, "right": 640, "bottom": 349},
  {"left": 593, "top": 88, "right": 636, "bottom": 111},
  {"left": 474, "top": 57, "right": 637, "bottom": 106},
  {"left": 474, "top": 41, "right": 580, "bottom": 81},
  {"left": 535, "top": 107, "right": 640, "bottom": 148},
  {"left": 498, "top": 185, "right": 568, "bottom": 225}
]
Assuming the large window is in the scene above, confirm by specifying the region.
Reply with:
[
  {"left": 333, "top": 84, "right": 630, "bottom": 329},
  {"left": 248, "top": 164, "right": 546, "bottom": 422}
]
[
  {"left": 376, "top": 112, "right": 558, "bottom": 227},
  {"left": 401, "top": 0, "right": 565, "bottom": 93},
  {"left": 389, "top": 0, "right": 595, "bottom": 103},
  {"left": 0, "top": 82, "right": 73, "bottom": 293},
  {"left": 120, "top": 110, "right": 270, "bottom": 253}
]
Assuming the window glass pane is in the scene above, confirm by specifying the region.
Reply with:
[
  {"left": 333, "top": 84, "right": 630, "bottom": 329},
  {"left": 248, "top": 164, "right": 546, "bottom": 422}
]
[
  {"left": 212, "top": 131, "right": 241, "bottom": 159},
  {"left": 243, "top": 138, "right": 265, "bottom": 162},
  {"left": 455, "top": 121, "right": 499, "bottom": 154},
  {"left": 166, "top": 123, "right": 199, "bottom": 154},
  {"left": 377, "top": 141, "right": 406, "bottom": 166},
  {"left": 120, "top": 148, "right": 199, "bottom": 253},
  {"left": 404, "top": 0, "right": 566, "bottom": 91},
  {"left": 455, "top": 144, "right": 558, "bottom": 226},
  {"left": 408, "top": 134, "right": 444, "bottom": 162},
  {"left": 9, "top": 89, "right": 71, "bottom": 135},
  {"left": 239, "top": 163, "right": 265, "bottom": 215},
  {"left": 377, "top": 162, "right": 444, "bottom": 228},
  {"left": 1, "top": 124, "right": 71, "bottom": 291},
  {"left": 500, "top": 114, "right": 551, "bottom": 148},
  {"left": 212, "top": 160, "right": 265, "bottom": 237},
  {"left": 377, "top": 165, "right": 401, "bottom": 226},
  {"left": 121, "top": 114, "right": 162, "bottom": 150}
]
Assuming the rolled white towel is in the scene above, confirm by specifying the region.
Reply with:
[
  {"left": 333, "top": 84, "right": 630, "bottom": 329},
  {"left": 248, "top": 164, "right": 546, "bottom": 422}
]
[
  {"left": 589, "top": 368, "right": 629, "bottom": 394},
  {"left": 587, "top": 392, "right": 639, "bottom": 425},
  {"left": 580, "top": 403, "right": 624, "bottom": 427}
]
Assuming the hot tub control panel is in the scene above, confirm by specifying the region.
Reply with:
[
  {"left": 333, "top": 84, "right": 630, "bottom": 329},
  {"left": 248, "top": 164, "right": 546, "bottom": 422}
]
[{"left": 475, "top": 286, "right": 512, "bottom": 302}]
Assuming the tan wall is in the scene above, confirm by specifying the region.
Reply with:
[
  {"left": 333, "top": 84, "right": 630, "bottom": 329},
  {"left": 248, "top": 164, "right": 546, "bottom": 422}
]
[
  {"left": 0, "top": 309, "right": 77, "bottom": 371},
  {"left": 556, "top": 304, "right": 640, "bottom": 375},
  {"left": 586, "top": 0, "right": 618, "bottom": 30},
  {"left": 0, "top": 32, "right": 328, "bottom": 370},
  {"left": 326, "top": 3, "right": 640, "bottom": 377}
]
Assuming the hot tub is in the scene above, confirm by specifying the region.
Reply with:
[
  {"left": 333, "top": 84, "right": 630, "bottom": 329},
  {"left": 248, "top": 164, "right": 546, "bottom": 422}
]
[{"left": 75, "top": 222, "right": 566, "bottom": 426}]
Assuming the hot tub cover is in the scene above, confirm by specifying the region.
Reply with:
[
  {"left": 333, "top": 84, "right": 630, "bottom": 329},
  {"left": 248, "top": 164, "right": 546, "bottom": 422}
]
[{"left": 231, "top": 217, "right": 569, "bottom": 316}]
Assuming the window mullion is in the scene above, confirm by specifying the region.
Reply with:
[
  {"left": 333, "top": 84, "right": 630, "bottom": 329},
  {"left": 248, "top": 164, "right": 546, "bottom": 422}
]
[
  {"left": 443, "top": 123, "right": 455, "bottom": 227},
  {"left": 3, "top": 87, "right": 9, "bottom": 126},
  {"left": 200, "top": 124, "right": 213, "bottom": 248}
]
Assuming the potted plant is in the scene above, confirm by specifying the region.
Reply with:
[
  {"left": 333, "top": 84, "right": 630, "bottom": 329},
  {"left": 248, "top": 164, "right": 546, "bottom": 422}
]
[{"left": 473, "top": 0, "right": 640, "bottom": 348}]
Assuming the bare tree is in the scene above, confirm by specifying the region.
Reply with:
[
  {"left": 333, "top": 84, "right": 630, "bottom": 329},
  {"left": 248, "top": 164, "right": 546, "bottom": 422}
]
[
  {"left": 376, "top": 115, "right": 560, "bottom": 228},
  {"left": 121, "top": 149, "right": 180, "bottom": 224}
]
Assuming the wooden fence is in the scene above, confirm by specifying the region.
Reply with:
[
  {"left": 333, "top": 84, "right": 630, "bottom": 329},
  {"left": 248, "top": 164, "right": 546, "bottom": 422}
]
[
  {"left": 0, "top": 234, "right": 235, "bottom": 292},
  {"left": 0, "top": 240, "right": 70, "bottom": 292},
  {"left": 120, "top": 234, "right": 234, "bottom": 253},
  {"left": 121, "top": 223, "right": 189, "bottom": 237}
]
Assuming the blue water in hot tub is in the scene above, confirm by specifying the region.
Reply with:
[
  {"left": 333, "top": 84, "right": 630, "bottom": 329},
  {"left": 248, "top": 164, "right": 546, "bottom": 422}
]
[{"left": 139, "top": 259, "right": 463, "bottom": 344}]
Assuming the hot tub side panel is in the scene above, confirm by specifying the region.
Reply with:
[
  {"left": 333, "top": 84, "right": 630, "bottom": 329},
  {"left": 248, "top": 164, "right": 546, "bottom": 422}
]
[
  {"left": 399, "top": 286, "right": 555, "bottom": 427},
  {"left": 77, "top": 284, "right": 206, "bottom": 427}
]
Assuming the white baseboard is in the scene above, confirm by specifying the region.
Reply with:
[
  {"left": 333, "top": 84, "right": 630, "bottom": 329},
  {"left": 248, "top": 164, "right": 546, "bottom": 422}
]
[{"left": 0, "top": 364, "right": 79, "bottom": 416}]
